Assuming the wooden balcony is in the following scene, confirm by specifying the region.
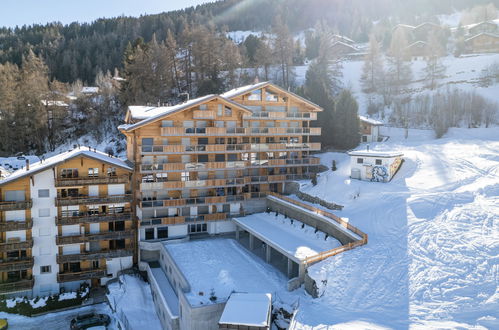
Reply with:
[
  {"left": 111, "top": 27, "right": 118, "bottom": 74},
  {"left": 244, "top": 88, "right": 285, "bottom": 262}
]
[
  {"left": 0, "top": 218, "right": 33, "bottom": 232},
  {"left": 0, "top": 279, "right": 34, "bottom": 294},
  {"left": 244, "top": 111, "right": 317, "bottom": 120},
  {"left": 55, "top": 194, "right": 132, "bottom": 206},
  {"left": 56, "top": 230, "right": 134, "bottom": 245},
  {"left": 0, "top": 239, "right": 33, "bottom": 252},
  {"left": 55, "top": 212, "right": 133, "bottom": 225},
  {"left": 192, "top": 110, "right": 215, "bottom": 119},
  {"left": 0, "top": 200, "right": 32, "bottom": 211},
  {"left": 140, "top": 212, "right": 241, "bottom": 227},
  {"left": 55, "top": 175, "right": 130, "bottom": 187},
  {"left": 0, "top": 258, "right": 34, "bottom": 272},
  {"left": 56, "top": 248, "right": 134, "bottom": 263},
  {"left": 57, "top": 268, "right": 106, "bottom": 283},
  {"left": 141, "top": 178, "right": 249, "bottom": 191},
  {"left": 160, "top": 126, "right": 321, "bottom": 136},
  {"left": 140, "top": 194, "right": 247, "bottom": 208}
]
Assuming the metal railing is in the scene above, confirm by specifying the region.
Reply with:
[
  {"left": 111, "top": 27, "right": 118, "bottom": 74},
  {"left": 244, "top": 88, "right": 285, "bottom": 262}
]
[
  {"left": 0, "top": 200, "right": 32, "bottom": 211},
  {"left": 55, "top": 194, "right": 132, "bottom": 206},
  {"left": 0, "top": 279, "right": 34, "bottom": 293},
  {"left": 56, "top": 248, "right": 134, "bottom": 263},
  {"left": 55, "top": 212, "right": 133, "bottom": 225},
  {"left": 55, "top": 175, "right": 130, "bottom": 187},
  {"left": 56, "top": 231, "right": 134, "bottom": 245},
  {"left": 0, "top": 218, "right": 33, "bottom": 231},
  {"left": 0, "top": 239, "right": 33, "bottom": 252},
  {"left": 0, "top": 258, "right": 34, "bottom": 272},
  {"left": 57, "top": 268, "right": 107, "bottom": 283}
]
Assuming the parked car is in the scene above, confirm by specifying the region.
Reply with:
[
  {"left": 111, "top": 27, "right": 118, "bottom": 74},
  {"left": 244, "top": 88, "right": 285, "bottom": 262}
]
[{"left": 70, "top": 313, "right": 110, "bottom": 330}]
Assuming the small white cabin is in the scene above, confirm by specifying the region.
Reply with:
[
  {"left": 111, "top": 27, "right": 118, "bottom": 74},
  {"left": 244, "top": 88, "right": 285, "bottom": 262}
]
[
  {"left": 359, "top": 116, "right": 383, "bottom": 143},
  {"left": 348, "top": 150, "right": 403, "bottom": 182}
]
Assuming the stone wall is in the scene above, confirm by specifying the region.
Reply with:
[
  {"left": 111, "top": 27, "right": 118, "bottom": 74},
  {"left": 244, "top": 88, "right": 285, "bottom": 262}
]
[{"left": 295, "top": 191, "right": 344, "bottom": 211}]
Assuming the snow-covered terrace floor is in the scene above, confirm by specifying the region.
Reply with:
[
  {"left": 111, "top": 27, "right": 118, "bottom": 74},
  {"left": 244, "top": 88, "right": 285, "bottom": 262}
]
[
  {"left": 164, "top": 238, "right": 288, "bottom": 306},
  {"left": 233, "top": 213, "right": 342, "bottom": 262}
]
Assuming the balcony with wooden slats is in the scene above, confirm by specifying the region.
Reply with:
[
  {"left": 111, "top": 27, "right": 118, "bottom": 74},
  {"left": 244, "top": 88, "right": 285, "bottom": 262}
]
[
  {"left": 243, "top": 111, "right": 317, "bottom": 120},
  {"left": 0, "top": 239, "right": 33, "bottom": 252},
  {"left": 56, "top": 230, "right": 134, "bottom": 245},
  {"left": 0, "top": 257, "right": 34, "bottom": 272},
  {"left": 140, "top": 212, "right": 244, "bottom": 227},
  {"left": 160, "top": 126, "right": 321, "bottom": 136},
  {"left": 0, "top": 279, "right": 34, "bottom": 294},
  {"left": 57, "top": 268, "right": 106, "bottom": 283},
  {"left": 55, "top": 194, "right": 132, "bottom": 206},
  {"left": 0, "top": 200, "right": 32, "bottom": 211},
  {"left": 55, "top": 175, "right": 130, "bottom": 187},
  {"left": 55, "top": 212, "right": 133, "bottom": 225},
  {"left": 56, "top": 248, "right": 134, "bottom": 263},
  {"left": 0, "top": 218, "right": 33, "bottom": 232},
  {"left": 140, "top": 194, "right": 247, "bottom": 208}
]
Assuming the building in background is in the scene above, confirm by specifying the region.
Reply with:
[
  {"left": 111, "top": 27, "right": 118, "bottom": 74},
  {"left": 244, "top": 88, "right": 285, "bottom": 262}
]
[
  {"left": 348, "top": 150, "right": 403, "bottom": 182},
  {"left": 359, "top": 115, "right": 384, "bottom": 143}
]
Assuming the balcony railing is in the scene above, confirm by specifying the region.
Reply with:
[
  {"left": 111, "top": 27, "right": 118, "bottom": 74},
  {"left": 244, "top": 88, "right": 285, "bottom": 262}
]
[
  {"left": 55, "top": 194, "right": 132, "bottom": 206},
  {"left": 55, "top": 175, "right": 130, "bottom": 187},
  {"left": 57, "top": 268, "right": 107, "bottom": 283},
  {"left": 140, "top": 194, "right": 247, "bottom": 208},
  {"left": 160, "top": 126, "right": 321, "bottom": 136},
  {"left": 243, "top": 111, "right": 317, "bottom": 120},
  {"left": 0, "top": 239, "right": 33, "bottom": 252},
  {"left": 141, "top": 178, "right": 249, "bottom": 191},
  {"left": 140, "top": 212, "right": 244, "bottom": 227},
  {"left": 140, "top": 142, "right": 321, "bottom": 155},
  {"left": 0, "top": 258, "right": 34, "bottom": 272},
  {"left": 55, "top": 212, "right": 133, "bottom": 225},
  {"left": 0, "top": 218, "right": 33, "bottom": 232},
  {"left": 56, "top": 230, "right": 134, "bottom": 245},
  {"left": 0, "top": 200, "right": 32, "bottom": 211},
  {"left": 56, "top": 248, "right": 134, "bottom": 263},
  {"left": 0, "top": 279, "right": 34, "bottom": 294}
]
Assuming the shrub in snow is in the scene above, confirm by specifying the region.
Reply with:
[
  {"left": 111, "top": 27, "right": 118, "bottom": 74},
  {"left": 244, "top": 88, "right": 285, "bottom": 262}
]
[
  {"left": 209, "top": 289, "right": 217, "bottom": 302},
  {"left": 311, "top": 174, "right": 318, "bottom": 186},
  {"left": 332, "top": 160, "right": 337, "bottom": 171}
]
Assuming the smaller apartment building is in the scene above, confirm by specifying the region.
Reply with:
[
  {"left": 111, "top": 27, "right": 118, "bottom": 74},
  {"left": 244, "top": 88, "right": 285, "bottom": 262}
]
[{"left": 0, "top": 148, "right": 134, "bottom": 297}]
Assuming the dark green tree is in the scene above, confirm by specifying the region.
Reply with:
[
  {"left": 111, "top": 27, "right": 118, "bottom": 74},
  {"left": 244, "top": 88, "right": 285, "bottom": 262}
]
[{"left": 332, "top": 90, "right": 360, "bottom": 150}]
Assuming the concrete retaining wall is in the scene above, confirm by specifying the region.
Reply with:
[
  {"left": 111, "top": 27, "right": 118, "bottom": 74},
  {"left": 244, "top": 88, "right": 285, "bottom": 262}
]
[
  {"left": 295, "top": 191, "right": 344, "bottom": 211},
  {"left": 304, "top": 271, "right": 319, "bottom": 298}
]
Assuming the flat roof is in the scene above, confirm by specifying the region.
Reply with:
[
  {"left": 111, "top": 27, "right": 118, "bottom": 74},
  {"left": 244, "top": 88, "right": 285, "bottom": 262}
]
[
  {"left": 233, "top": 212, "right": 341, "bottom": 261},
  {"left": 348, "top": 150, "right": 404, "bottom": 158},
  {"left": 149, "top": 266, "right": 179, "bottom": 317},
  {"left": 219, "top": 293, "right": 271, "bottom": 327},
  {"left": 164, "top": 239, "right": 286, "bottom": 306}
]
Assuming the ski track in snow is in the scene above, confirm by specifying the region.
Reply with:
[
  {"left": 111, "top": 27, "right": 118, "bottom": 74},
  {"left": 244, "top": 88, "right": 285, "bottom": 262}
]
[{"left": 294, "top": 127, "right": 499, "bottom": 329}]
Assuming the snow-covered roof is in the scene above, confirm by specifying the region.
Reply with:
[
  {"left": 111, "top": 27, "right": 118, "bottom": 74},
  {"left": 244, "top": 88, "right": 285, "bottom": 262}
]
[
  {"left": 121, "top": 94, "right": 252, "bottom": 132},
  {"left": 0, "top": 148, "right": 132, "bottom": 186},
  {"left": 414, "top": 22, "right": 442, "bottom": 30},
  {"left": 465, "top": 32, "right": 499, "bottom": 42},
  {"left": 219, "top": 293, "right": 271, "bottom": 327},
  {"left": 81, "top": 87, "right": 99, "bottom": 94},
  {"left": 462, "top": 19, "right": 499, "bottom": 31},
  {"left": 348, "top": 150, "right": 403, "bottom": 158},
  {"left": 332, "top": 41, "right": 359, "bottom": 51},
  {"left": 359, "top": 115, "right": 383, "bottom": 125},
  {"left": 0, "top": 166, "right": 10, "bottom": 179},
  {"left": 333, "top": 34, "right": 355, "bottom": 44},
  {"left": 0, "top": 155, "right": 41, "bottom": 172},
  {"left": 41, "top": 100, "right": 69, "bottom": 107},
  {"left": 393, "top": 24, "right": 415, "bottom": 31},
  {"left": 221, "top": 82, "right": 323, "bottom": 110}
]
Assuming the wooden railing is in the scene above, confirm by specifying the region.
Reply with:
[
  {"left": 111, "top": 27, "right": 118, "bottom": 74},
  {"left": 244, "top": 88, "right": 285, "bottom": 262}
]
[
  {"left": 55, "top": 194, "right": 132, "bottom": 206},
  {"left": 160, "top": 126, "right": 321, "bottom": 136},
  {"left": 0, "top": 218, "right": 33, "bottom": 231},
  {"left": 55, "top": 175, "right": 129, "bottom": 187},
  {"left": 55, "top": 212, "right": 133, "bottom": 225},
  {"left": 57, "top": 268, "right": 106, "bottom": 283},
  {"left": 141, "top": 178, "right": 248, "bottom": 190},
  {"left": 267, "top": 192, "right": 368, "bottom": 265},
  {"left": 140, "top": 212, "right": 242, "bottom": 227},
  {"left": 0, "top": 258, "right": 34, "bottom": 272},
  {"left": 0, "top": 279, "right": 34, "bottom": 293},
  {"left": 244, "top": 112, "right": 317, "bottom": 120},
  {"left": 140, "top": 194, "right": 247, "bottom": 208},
  {"left": 56, "top": 248, "right": 134, "bottom": 263},
  {"left": 56, "top": 231, "right": 134, "bottom": 245},
  {"left": 0, "top": 200, "right": 32, "bottom": 211},
  {"left": 0, "top": 239, "right": 33, "bottom": 252}
]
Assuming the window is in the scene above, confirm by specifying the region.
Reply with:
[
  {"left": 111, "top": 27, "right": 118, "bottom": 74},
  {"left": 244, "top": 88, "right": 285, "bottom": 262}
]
[
  {"left": 61, "top": 168, "right": 78, "bottom": 178},
  {"left": 92, "top": 260, "right": 99, "bottom": 269},
  {"left": 110, "top": 239, "right": 125, "bottom": 249},
  {"left": 38, "top": 189, "right": 49, "bottom": 198},
  {"left": 227, "top": 138, "right": 237, "bottom": 145},
  {"left": 214, "top": 121, "right": 224, "bottom": 128},
  {"left": 217, "top": 104, "right": 223, "bottom": 116},
  {"left": 224, "top": 106, "right": 232, "bottom": 116},
  {"left": 156, "top": 173, "right": 168, "bottom": 182},
  {"left": 198, "top": 138, "right": 208, "bottom": 145},
  {"left": 145, "top": 228, "right": 155, "bottom": 240},
  {"left": 248, "top": 89, "right": 262, "bottom": 101},
  {"left": 265, "top": 89, "right": 278, "bottom": 101},
  {"left": 199, "top": 104, "right": 207, "bottom": 110},
  {"left": 375, "top": 159, "right": 382, "bottom": 165},
  {"left": 142, "top": 138, "right": 153, "bottom": 145},
  {"left": 161, "top": 120, "right": 173, "bottom": 127},
  {"left": 107, "top": 167, "right": 117, "bottom": 177},
  {"left": 227, "top": 154, "right": 237, "bottom": 161},
  {"left": 109, "top": 221, "right": 125, "bottom": 231},
  {"left": 215, "top": 154, "right": 225, "bottom": 162},
  {"left": 215, "top": 138, "right": 225, "bottom": 144},
  {"left": 5, "top": 190, "right": 25, "bottom": 202},
  {"left": 188, "top": 223, "right": 207, "bottom": 233},
  {"left": 251, "top": 137, "right": 260, "bottom": 143},
  {"left": 197, "top": 155, "right": 208, "bottom": 163},
  {"left": 181, "top": 172, "right": 190, "bottom": 182},
  {"left": 88, "top": 168, "right": 99, "bottom": 177},
  {"left": 362, "top": 136, "right": 368, "bottom": 142},
  {"left": 39, "top": 208, "right": 50, "bottom": 217},
  {"left": 157, "top": 227, "right": 168, "bottom": 239},
  {"left": 40, "top": 265, "right": 51, "bottom": 274},
  {"left": 357, "top": 158, "right": 364, "bottom": 164}
]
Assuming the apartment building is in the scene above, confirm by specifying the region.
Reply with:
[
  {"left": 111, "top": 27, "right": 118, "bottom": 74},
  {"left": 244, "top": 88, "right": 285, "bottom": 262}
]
[
  {"left": 118, "top": 82, "right": 322, "bottom": 243},
  {"left": 0, "top": 148, "right": 134, "bottom": 297}
]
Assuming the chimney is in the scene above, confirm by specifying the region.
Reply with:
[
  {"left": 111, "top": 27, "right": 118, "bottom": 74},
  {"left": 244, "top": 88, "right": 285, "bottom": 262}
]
[{"left": 26, "top": 159, "right": 30, "bottom": 171}]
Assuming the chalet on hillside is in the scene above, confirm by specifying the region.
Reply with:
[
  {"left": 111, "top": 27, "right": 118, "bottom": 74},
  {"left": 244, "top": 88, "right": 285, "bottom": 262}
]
[
  {"left": 331, "top": 41, "right": 360, "bottom": 58},
  {"left": 412, "top": 22, "right": 443, "bottom": 41},
  {"left": 359, "top": 116, "right": 383, "bottom": 143},
  {"left": 405, "top": 41, "right": 430, "bottom": 57},
  {"left": 467, "top": 20, "right": 498, "bottom": 36},
  {"left": 465, "top": 33, "right": 499, "bottom": 53}
]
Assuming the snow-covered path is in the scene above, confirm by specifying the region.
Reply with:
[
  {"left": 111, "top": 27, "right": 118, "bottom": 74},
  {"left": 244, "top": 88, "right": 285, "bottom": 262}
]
[{"left": 293, "top": 127, "right": 499, "bottom": 329}]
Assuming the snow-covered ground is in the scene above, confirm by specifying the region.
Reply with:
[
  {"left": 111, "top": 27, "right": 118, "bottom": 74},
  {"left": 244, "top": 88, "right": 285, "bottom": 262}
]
[
  {"left": 107, "top": 274, "right": 162, "bottom": 329},
  {"left": 234, "top": 212, "right": 342, "bottom": 260},
  {"left": 291, "top": 127, "right": 499, "bottom": 329}
]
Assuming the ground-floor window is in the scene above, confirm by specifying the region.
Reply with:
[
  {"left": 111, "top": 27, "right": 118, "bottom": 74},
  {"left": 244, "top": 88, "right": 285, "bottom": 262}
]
[
  {"left": 157, "top": 227, "right": 168, "bottom": 239},
  {"left": 145, "top": 228, "right": 155, "bottom": 240},
  {"left": 188, "top": 223, "right": 207, "bottom": 234}
]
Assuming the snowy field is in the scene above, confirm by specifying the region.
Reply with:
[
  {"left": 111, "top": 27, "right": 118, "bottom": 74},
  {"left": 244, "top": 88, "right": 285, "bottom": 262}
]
[
  {"left": 291, "top": 127, "right": 499, "bottom": 329},
  {"left": 164, "top": 238, "right": 290, "bottom": 305},
  {"left": 234, "top": 212, "right": 342, "bottom": 260}
]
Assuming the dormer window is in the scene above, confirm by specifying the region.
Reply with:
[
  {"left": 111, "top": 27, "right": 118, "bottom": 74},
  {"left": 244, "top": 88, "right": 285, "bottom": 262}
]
[{"left": 248, "top": 89, "right": 262, "bottom": 101}]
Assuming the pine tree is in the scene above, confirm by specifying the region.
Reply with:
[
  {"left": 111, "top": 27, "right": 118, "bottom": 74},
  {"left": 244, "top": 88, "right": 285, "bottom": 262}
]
[
  {"left": 332, "top": 90, "right": 360, "bottom": 150},
  {"left": 423, "top": 34, "right": 446, "bottom": 90},
  {"left": 272, "top": 16, "right": 294, "bottom": 87},
  {"left": 387, "top": 28, "right": 412, "bottom": 93},
  {"left": 361, "top": 33, "right": 384, "bottom": 93}
]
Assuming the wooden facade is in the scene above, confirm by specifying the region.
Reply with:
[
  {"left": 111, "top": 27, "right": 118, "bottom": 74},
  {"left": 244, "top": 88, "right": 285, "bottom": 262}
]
[
  {"left": 465, "top": 33, "right": 499, "bottom": 53},
  {"left": 120, "top": 82, "right": 322, "bottom": 240}
]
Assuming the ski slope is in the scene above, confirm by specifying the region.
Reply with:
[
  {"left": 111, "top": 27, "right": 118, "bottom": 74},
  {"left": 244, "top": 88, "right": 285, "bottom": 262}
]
[{"left": 292, "top": 127, "right": 499, "bottom": 329}]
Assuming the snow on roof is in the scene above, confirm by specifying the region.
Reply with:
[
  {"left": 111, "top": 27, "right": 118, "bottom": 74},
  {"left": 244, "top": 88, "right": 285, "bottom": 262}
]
[
  {"left": 333, "top": 34, "right": 355, "bottom": 44},
  {"left": 393, "top": 24, "right": 415, "bottom": 30},
  {"left": 332, "top": 41, "right": 358, "bottom": 51},
  {"left": 41, "top": 100, "right": 69, "bottom": 107},
  {"left": 359, "top": 115, "right": 383, "bottom": 125},
  {"left": 219, "top": 293, "right": 271, "bottom": 327},
  {"left": 233, "top": 213, "right": 341, "bottom": 260},
  {"left": 0, "top": 148, "right": 131, "bottom": 186},
  {"left": 81, "top": 87, "right": 99, "bottom": 94},
  {"left": 462, "top": 19, "right": 499, "bottom": 31},
  {"left": 414, "top": 22, "right": 441, "bottom": 30},
  {"left": 0, "top": 155, "right": 41, "bottom": 172},
  {"left": 0, "top": 166, "right": 10, "bottom": 179},
  {"left": 164, "top": 239, "right": 286, "bottom": 305},
  {"left": 220, "top": 81, "right": 269, "bottom": 99},
  {"left": 465, "top": 32, "right": 499, "bottom": 42},
  {"left": 348, "top": 150, "right": 403, "bottom": 158}
]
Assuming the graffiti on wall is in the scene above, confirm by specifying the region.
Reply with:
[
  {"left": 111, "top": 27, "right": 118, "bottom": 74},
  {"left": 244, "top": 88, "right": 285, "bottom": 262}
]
[{"left": 371, "top": 165, "right": 389, "bottom": 182}]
